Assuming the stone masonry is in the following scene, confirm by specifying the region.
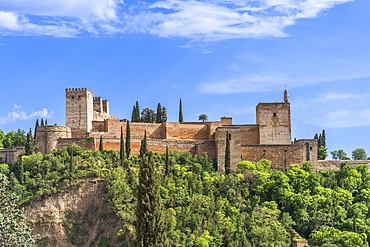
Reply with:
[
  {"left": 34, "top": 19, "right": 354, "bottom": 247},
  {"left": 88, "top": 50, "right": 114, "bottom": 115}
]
[{"left": 35, "top": 88, "right": 318, "bottom": 171}]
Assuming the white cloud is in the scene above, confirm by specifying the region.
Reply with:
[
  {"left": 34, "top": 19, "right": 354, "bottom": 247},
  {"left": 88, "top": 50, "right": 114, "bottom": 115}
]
[
  {"left": 0, "top": 0, "right": 353, "bottom": 39},
  {"left": 0, "top": 105, "right": 53, "bottom": 125}
]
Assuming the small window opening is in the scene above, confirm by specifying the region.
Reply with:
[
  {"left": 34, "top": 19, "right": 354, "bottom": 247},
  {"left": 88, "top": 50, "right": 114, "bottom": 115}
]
[
  {"left": 71, "top": 96, "right": 74, "bottom": 99},
  {"left": 310, "top": 147, "right": 313, "bottom": 151},
  {"left": 273, "top": 113, "right": 277, "bottom": 117},
  {"left": 78, "top": 95, "right": 81, "bottom": 99}
]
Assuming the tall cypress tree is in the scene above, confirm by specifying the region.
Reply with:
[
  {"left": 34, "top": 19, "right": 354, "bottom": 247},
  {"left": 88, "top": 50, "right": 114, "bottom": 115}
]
[
  {"left": 99, "top": 135, "right": 103, "bottom": 152},
  {"left": 34, "top": 119, "right": 39, "bottom": 142},
  {"left": 321, "top": 129, "right": 326, "bottom": 148},
  {"left": 120, "top": 126, "right": 125, "bottom": 166},
  {"left": 131, "top": 105, "right": 136, "bottom": 122},
  {"left": 25, "top": 128, "right": 34, "bottom": 155},
  {"left": 40, "top": 118, "right": 44, "bottom": 126},
  {"left": 179, "top": 98, "right": 183, "bottom": 123},
  {"left": 45, "top": 119, "right": 48, "bottom": 125},
  {"left": 156, "top": 103, "right": 162, "bottom": 123},
  {"left": 165, "top": 146, "right": 169, "bottom": 176},
  {"left": 225, "top": 131, "right": 231, "bottom": 174},
  {"left": 136, "top": 152, "right": 166, "bottom": 247},
  {"left": 126, "top": 121, "right": 131, "bottom": 158},
  {"left": 139, "top": 131, "right": 147, "bottom": 158},
  {"left": 135, "top": 101, "right": 141, "bottom": 122}
]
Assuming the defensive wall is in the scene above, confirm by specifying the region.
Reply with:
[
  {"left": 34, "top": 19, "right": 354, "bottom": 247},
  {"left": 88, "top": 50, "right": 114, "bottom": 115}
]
[
  {"left": 0, "top": 147, "right": 24, "bottom": 164},
  {"left": 34, "top": 88, "right": 319, "bottom": 172},
  {"left": 315, "top": 160, "right": 370, "bottom": 171}
]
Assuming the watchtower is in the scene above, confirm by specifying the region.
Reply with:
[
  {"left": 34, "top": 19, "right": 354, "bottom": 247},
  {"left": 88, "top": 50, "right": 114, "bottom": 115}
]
[
  {"left": 66, "top": 88, "right": 94, "bottom": 135},
  {"left": 256, "top": 91, "right": 291, "bottom": 144}
]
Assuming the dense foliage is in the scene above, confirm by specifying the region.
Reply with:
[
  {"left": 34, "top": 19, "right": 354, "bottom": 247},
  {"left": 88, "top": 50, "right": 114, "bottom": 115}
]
[{"left": 3, "top": 143, "right": 370, "bottom": 246}]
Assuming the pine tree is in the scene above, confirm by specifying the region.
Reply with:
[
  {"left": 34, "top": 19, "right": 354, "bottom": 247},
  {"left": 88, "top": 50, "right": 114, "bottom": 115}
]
[
  {"left": 225, "top": 131, "right": 231, "bottom": 174},
  {"left": 165, "top": 146, "right": 169, "bottom": 176},
  {"left": 135, "top": 101, "right": 141, "bottom": 122},
  {"left": 99, "top": 135, "right": 103, "bottom": 152},
  {"left": 179, "top": 98, "right": 183, "bottom": 123},
  {"left": 136, "top": 152, "right": 166, "bottom": 247},
  {"left": 139, "top": 131, "right": 147, "bottom": 158},
  {"left": 156, "top": 103, "right": 162, "bottom": 123},
  {"left": 120, "top": 126, "right": 125, "bottom": 166},
  {"left": 126, "top": 121, "right": 131, "bottom": 158},
  {"left": 41, "top": 118, "right": 44, "bottom": 126},
  {"left": 25, "top": 128, "right": 34, "bottom": 155}
]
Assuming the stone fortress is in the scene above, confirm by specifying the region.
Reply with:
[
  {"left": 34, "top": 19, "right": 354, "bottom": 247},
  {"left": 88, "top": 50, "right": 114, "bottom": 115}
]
[{"left": 35, "top": 87, "right": 319, "bottom": 171}]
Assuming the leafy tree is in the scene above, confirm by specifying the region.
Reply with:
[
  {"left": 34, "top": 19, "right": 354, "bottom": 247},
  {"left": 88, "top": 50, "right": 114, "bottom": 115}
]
[
  {"left": 136, "top": 152, "right": 166, "bottom": 246},
  {"left": 126, "top": 121, "right": 131, "bottom": 158},
  {"left": 139, "top": 131, "right": 147, "bottom": 158},
  {"left": 179, "top": 98, "right": 183, "bottom": 123},
  {"left": 0, "top": 174, "right": 36, "bottom": 246},
  {"left": 352, "top": 148, "right": 367, "bottom": 160},
  {"left": 198, "top": 114, "right": 208, "bottom": 122},
  {"left": 318, "top": 146, "right": 327, "bottom": 160},
  {"left": 141, "top": 108, "right": 156, "bottom": 123},
  {"left": 4, "top": 129, "right": 26, "bottom": 148},
  {"left": 25, "top": 128, "right": 34, "bottom": 155},
  {"left": 225, "top": 132, "right": 231, "bottom": 174},
  {"left": 331, "top": 149, "right": 348, "bottom": 160},
  {"left": 156, "top": 103, "right": 162, "bottom": 123},
  {"left": 99, "top": 135, "right": 103, "bottom": 152},
  {"left": 120, "top": 126, "right": 125, "bottom": 166},
  {"left": 0, "top": 129, "right": 6, "bottom": 148}
]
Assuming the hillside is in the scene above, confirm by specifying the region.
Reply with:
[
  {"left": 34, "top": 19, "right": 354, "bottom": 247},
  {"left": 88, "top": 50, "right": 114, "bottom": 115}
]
[{"left": 23, "top": 178, "right": 123, "bottom": 247}]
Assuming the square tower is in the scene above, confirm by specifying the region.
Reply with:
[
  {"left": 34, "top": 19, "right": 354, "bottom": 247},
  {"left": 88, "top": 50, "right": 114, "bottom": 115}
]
[
  {"left": 256, "top": 102, "right": 291, "bottom": 145},
  {"left": 66, "top": 88, "right": 94, "bottom": 134}
]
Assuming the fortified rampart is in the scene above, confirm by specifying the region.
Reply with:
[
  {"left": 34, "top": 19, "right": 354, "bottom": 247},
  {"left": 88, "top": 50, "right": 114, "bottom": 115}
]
[
  {"left": 34, "top": 88, "right": 318, "bottom": 171},
  {"left": 315, "top": 160, "right": 370, "bottom": 171}
]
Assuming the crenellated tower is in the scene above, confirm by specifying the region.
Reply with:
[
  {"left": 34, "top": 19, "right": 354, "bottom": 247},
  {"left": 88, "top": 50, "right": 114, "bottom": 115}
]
[{"left": 66, "top": 88, "right": 94, "bottom": 135}]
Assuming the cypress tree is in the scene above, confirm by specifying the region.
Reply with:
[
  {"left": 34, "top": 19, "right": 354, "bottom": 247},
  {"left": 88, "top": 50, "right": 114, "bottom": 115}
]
[
  {"left": 136, "top": 152, "right": 166, "bottom": 247},
  {"left": 161, "top": 106, "right": 167, "bottom": 123},
  {"left": 321, "top": 129, "right": 326, "bottom": 148},
  {"left": 45, "top": 119, "right": 48, "bottom": 125},
  {"left": 165, "top": 146, "right": 169, "bottom": 176},
  {"left": 34, "top": 119, "right": 39, "bottom": 141},
  {"left": 25, "top": 128, "right": 34, "bottom": 155},
  {"left": 126, "top": 121, "right": 131, "bottom": 158},
  {"left": 120, "top": 126, "right": 125, "bottom": 166},
  {"left": 70, "top": 146, "right": 74, "bottom": 176},
  {"left": 99, "top": 135, "right": 103, "bottom": 152},
  {"left": 135, "top": 101, "right": 141, "bottom": 122},
  {"left": 156, "top": 103, "right": 162, "bottom": 123},
  {"left": 139, "top": 131, "right": 147, "bottom": 158},
  {"left": 131, "top": 105, "right": 136, "bottom": 122},
  {"left": 179, "top": 98, "right": 183, "bottom": 123},
  {"left": 225, "top": 131, "right": 231, "bottom": 174},
  {"left": 40, "top": 118, "right": 44, "bottom": 126}
]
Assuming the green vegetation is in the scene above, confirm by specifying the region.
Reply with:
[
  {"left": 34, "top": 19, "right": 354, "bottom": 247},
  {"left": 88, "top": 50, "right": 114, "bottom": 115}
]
[
  {"left": 0, "top": 128, "right": 27, "bottom": 148},
  {"left": 198, "top": 114, "right": 208, "bottom": 122},
  {"left": 3, "top": 139, "right": 370, "bottom": 246}
]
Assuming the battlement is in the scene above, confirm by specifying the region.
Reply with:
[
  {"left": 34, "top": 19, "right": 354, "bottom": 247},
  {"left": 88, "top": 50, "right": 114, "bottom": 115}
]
[{"left": 66, "top": 88, "right": 89, "bottom": 93}]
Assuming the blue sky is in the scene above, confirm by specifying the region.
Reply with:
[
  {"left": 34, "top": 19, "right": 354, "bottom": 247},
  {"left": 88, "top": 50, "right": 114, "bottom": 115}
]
[{"left": 0, "top": 0, "right": 369, "bottom": 158}]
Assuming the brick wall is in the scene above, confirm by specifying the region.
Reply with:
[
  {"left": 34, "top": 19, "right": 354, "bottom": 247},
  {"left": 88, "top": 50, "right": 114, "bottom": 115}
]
[
  {"left": 57, "top": 138, "right": 96, "bottom": 150},
  {"left": 240, "top": 125, "right": 260, "bottom": 145},
  {"left": 35, "top": 126, "right": 72, "bottom": 154}
]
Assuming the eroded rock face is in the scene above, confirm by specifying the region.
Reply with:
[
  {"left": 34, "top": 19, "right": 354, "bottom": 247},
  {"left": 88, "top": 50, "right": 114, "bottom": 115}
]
[{"left": 23, "top": 178, "right": 123, "bottom": 247}]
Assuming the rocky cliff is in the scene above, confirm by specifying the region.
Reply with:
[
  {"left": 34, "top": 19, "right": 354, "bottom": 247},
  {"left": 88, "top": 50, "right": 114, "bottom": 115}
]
[{"left": 23, "top": 178, "right": 123, "bottom": 247}]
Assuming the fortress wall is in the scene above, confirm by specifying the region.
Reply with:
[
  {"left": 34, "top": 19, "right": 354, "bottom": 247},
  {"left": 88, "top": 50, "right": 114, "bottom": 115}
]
[
  {"left": 57, "top": 138, "right": 95, "bottom": 150},
  {"left": 35, "top": 126, "right": 72, "bottom": 154},
  {"left": 241, "top": 144, "right": 306, "bottom": 169},
  {"left": 94, "top": 138, "right": 200, "bottom": 155},
  {"left": 92, "top": 121, "right": 107, "bottom": 132},
  {"left": 216, "top": 127, "right": 241, "bottom": 172},
  {"left": 240, "top": 125, "right": 260, "bottom": 145},
  {"left": 196, "top": 141, "right": 216, "bottom": 161},
  {"left": 166, "top": 122, "right": 210, "bottom": 140},
  {"left": 315, "top": 160, "right": 370, "bottom": 171}
]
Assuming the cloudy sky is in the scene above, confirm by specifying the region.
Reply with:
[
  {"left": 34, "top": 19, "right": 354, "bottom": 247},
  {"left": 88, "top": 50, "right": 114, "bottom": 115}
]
[{"left": 0, "top": 0, "right": 369, "bottom": 158}]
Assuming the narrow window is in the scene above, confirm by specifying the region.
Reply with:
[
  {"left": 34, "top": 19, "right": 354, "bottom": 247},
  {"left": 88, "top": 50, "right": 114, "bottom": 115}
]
[{"left": 273, "top": 113, "right": 277, "bottom": 117}]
